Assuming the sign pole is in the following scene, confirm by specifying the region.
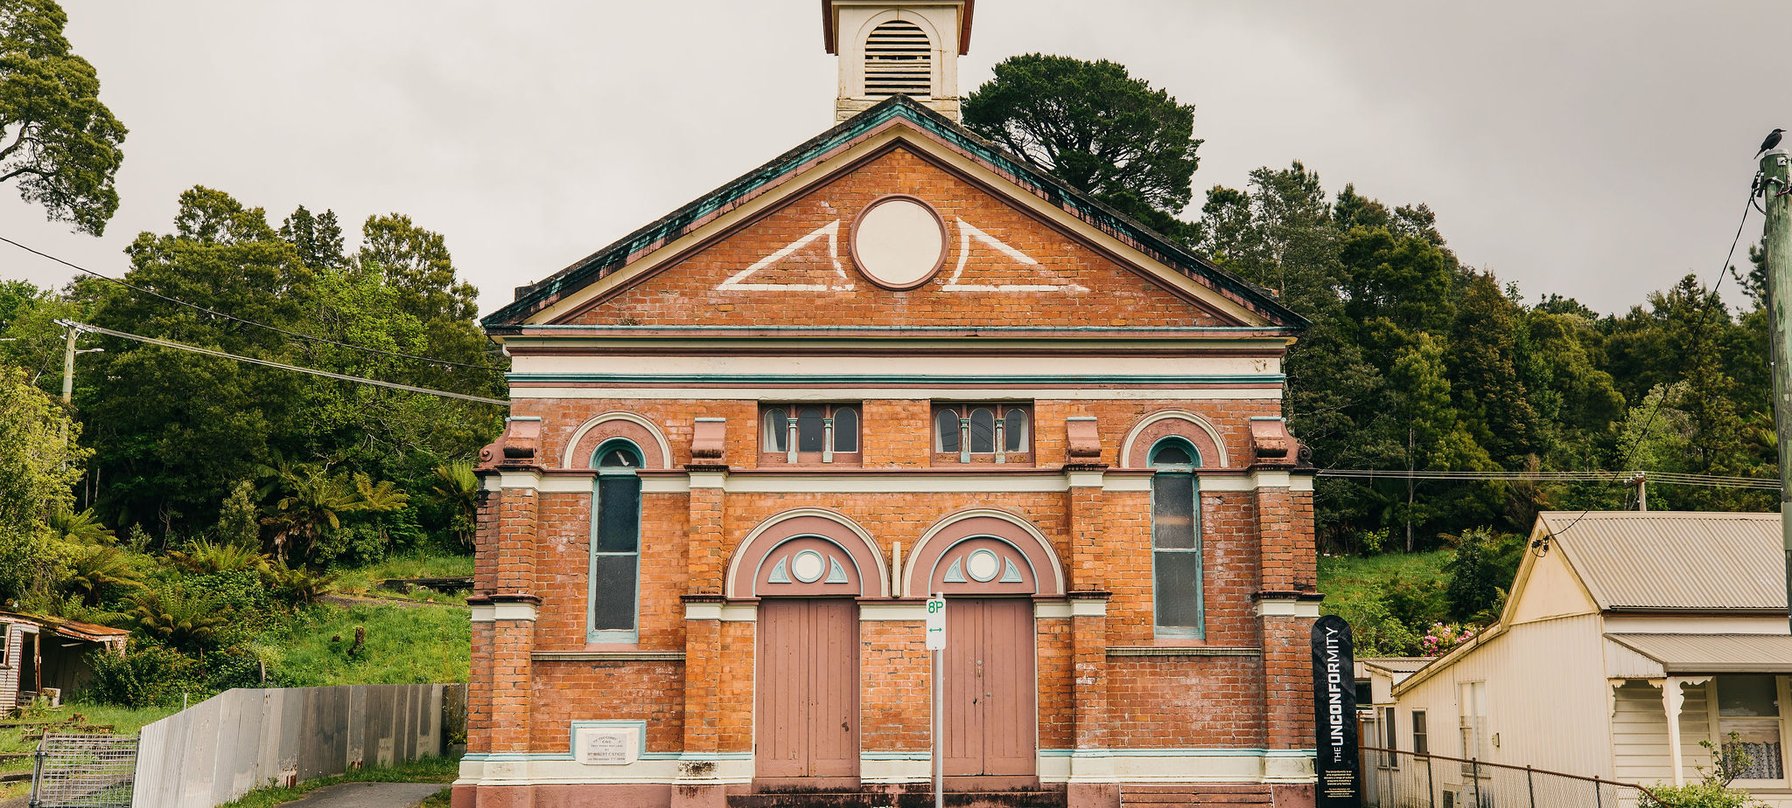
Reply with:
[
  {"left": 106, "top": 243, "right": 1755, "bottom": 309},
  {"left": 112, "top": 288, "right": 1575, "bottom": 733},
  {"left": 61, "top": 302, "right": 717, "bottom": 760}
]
[{"left": 925, "top": 594, "right": 946, "bottom": 808}]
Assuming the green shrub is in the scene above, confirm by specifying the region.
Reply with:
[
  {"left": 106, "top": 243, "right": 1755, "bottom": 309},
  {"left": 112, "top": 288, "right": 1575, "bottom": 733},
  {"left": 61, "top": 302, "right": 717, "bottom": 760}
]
[
  {"left": 1641, "top": 783, "right": 1767, "bottom": 808},
  {"left": 85, "top": 645, "right": 203, "bottom": 707}
]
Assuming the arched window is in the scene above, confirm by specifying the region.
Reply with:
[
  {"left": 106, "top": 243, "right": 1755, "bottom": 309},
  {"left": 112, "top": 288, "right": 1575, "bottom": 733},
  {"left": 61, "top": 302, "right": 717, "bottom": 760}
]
[
  {"left": 1003, "top": 408, "right": 1029, "bottom": 453},
  {"left": 1149, "top": 437, "right": 1202, "bottom": 636},
  {"left": 590, "top": 439, "right": 644, "bottom": 642},
  {"left": 864, "top": 20, "right": 931, "bottom": 98},
  {"left": 935, "top": 409, "right": 961, "bottom": 453}
]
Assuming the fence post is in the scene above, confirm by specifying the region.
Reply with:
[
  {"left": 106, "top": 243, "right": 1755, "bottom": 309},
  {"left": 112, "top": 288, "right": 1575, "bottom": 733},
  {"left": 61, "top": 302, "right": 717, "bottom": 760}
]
[
  {"left": 1594, "top": 775, "right": 1604, "bottom": 808},
  {"left": 1527, "top": 764, "right": 1537, "bottom": 808},
  {"left": 1426, "top": 755, "right": 1436, "bottom": 808},
  {"left": 27, "top": 741, "right": 44, "bottom": 808},
  {"left": 1471, "top": 759, "right": 1482, "bottom": 808}
]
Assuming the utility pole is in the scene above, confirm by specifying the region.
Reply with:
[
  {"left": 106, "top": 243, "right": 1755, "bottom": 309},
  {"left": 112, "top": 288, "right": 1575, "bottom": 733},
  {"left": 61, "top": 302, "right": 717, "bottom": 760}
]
[
  {"left": 1761, "top": 144, "right": 1792, "bottom": 632},
  {"left": 1628, "top": 472, "right": 1647, "bottom": 512},
  {"left": 61, "top": 320, "right": 77, "bottom": 405}
]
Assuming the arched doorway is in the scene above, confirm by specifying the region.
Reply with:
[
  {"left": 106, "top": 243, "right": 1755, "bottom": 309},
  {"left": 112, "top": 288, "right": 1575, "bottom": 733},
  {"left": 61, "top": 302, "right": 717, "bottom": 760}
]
[
  {"left": 730, "top": 512, "right": 884, "bottom": 788},
  {"left": 907, "top": 513, "right": 1061, "bottom": 788}
]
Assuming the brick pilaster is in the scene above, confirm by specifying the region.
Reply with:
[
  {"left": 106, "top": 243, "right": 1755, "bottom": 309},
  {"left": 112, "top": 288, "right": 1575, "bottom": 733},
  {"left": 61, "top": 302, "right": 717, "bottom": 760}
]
[{"left": 1253, "top": 472, "right": 1320, "bottom": 757}]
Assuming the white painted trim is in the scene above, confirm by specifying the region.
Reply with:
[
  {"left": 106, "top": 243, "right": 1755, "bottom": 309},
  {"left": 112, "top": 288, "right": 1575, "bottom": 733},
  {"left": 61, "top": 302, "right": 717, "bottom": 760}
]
[
  {"left": 1071, "top": 599, "right": 1109, "bottom": 618},
  {"left": 513, "top": 353, "right": 1273, "bottom": 380},
  {"left": 724, "top": 473, "right": 1066, "bottom": 494},
  {"left": 1066, "top": 470, "right": 1104, "bottom": 489},
  {"left": 724, "top": 508, "right": 890, "bottom": 599},
  {"left": 1255, "top": 600, "right": 1321, "bottom": 618},
  {"left": 901, "top": 509, "right": 1065, "bottom": 598},
  {"left": 1101, "top": 475, "right": 1153, "bottom": 492},
  {"left": 860, "top": 754, "right": 930, "bottom": 784},
  {"left": 1252, "top": 470, "right": 1292, "bottom": 489},
  {"left": 861, "top": 602, "right": 927, "bottom": 621},
  {"left": 537, "top": 471, "right": 1296, "bottom": 496},
  {"left": 683, "top": 601, "right": 722, "bottom": 621},
  {"left": 1035, "top": 601, "right": 1073, "bottom": 619},
  {"left": 510, "top": 386, "right": 1282, "bottom": 401},
  {"left": 719, "top": 603, "right": 757, "bottom": 622},
  {"left": 1120, "top": 410, "right": 1234, "bottom": 469},
  {"left": 560, "top": 412, "right": 673, "bottom": 470},
  {"left": 471, "top": 602, "right": 538, "bottom": 622},
  {"left": 455, "top": 756, "right": 753, "bottom": 787},
  {"left": 1035, "top": 748, "right": 1316, "bottom": 784},
  {"left": 498, "top": 471, "right": 542, "bottom": 490}
]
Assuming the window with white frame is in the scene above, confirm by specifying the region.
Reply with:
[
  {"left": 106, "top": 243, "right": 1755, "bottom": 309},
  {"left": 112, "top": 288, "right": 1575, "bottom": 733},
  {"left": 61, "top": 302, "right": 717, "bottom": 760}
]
[
  {"left": 1459, "top": 681, "right": 1488, "bottom": 775},
  {"left": 762, "top": 404, "right": 860, "bottom": 464},
  {"left": 1149, "top": 437, "right": 1202, "bottom": 636},
  {"left": 933, "top": 404, "right": 1030, "bottom": 462},
  {"left": 1382, "top": 706, "right": 1400, "bottom": 769},
  {"left": 1717, "top": 674, "right": 1787, "bottom": 782},
  {"left": 589, "top": 440, "right": 643, "bottom": 642}
]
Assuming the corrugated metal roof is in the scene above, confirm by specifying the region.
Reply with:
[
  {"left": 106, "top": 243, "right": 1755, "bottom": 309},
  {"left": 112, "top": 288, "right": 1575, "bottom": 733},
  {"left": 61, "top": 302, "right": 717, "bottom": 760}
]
[
  {"left": 1538, "top": 511, "right": 1786, "bottom": 612},
  {"left": 1607, "top": 633, "right": 1792, "bottom": 673}
]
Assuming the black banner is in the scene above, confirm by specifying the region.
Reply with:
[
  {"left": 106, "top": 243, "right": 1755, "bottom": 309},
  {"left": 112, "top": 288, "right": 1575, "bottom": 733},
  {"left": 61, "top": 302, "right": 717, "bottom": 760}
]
[{"left": 1311, "top": 615, "right": 1361, "bottom": 807}]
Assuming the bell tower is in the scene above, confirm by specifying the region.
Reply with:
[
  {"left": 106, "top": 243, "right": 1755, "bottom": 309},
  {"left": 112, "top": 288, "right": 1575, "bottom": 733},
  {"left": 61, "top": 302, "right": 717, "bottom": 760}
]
[{"left": 823, "top": 0, "right": 973, "bottom": 122}]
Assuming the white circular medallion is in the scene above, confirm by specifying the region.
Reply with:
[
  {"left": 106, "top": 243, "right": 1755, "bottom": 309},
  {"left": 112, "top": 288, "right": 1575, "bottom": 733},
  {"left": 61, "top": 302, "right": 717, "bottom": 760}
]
[
  {"left": 851, "top": 197, "right": 945, "bottom": 290},
  {"left": 965, "top": 549, "right": 1001, "bottom": 583},
  {"left": 791, "top": 550, "right": 826, "bottom": 583}
]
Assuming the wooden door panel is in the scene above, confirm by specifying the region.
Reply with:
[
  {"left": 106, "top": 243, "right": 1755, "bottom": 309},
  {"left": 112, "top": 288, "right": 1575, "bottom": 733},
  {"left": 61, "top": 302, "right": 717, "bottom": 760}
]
[
  {"left": 755, "top": 599, "right": 859, "bottom": 782},
  {"left": 942, "top": 598, "right": 1036, "bottom": 778}
]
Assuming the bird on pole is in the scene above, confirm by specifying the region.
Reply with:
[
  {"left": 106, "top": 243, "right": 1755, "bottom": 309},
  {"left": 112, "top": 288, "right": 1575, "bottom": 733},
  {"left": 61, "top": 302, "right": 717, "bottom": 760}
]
[{"left": 1759, "top": 128, "right": 1786, "bottom": 157}]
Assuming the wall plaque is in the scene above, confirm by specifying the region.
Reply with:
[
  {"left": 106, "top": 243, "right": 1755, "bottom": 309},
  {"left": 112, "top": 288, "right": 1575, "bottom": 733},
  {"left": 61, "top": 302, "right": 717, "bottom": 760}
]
[{"left": 575, "top": 725, "right": 640, "bottom": 766}]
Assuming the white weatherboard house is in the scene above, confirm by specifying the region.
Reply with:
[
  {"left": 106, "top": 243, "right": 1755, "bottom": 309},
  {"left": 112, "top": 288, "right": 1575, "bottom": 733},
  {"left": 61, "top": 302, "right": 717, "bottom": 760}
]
[{"left": 1375, "top": 511, "right": 1792, "bottom": 805}]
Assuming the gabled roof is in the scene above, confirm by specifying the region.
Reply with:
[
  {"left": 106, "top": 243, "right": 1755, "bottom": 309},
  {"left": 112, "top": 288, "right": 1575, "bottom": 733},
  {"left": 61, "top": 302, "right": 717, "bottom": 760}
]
[
  {"left": 1358, "top": 657, "right": 1431, "bottom": 675},
  {"left": 1538, "top": 511, "right": 1785, "bottom": 613},
  {"left": 482, "top": 96, "right": 1305, "bottom": 330}
]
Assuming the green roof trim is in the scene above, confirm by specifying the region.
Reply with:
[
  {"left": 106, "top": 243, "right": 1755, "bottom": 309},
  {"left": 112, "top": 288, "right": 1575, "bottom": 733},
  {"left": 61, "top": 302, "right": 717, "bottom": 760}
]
[{"left": 482, "top": 96, "right": 1306, "bottom": 330}]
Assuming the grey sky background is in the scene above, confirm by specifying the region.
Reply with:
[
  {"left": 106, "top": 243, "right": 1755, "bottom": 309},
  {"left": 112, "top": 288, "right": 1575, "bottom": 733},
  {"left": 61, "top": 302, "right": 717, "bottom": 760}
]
[{"left": 4, "top": 1, "right": 1788, "bottom": 316}]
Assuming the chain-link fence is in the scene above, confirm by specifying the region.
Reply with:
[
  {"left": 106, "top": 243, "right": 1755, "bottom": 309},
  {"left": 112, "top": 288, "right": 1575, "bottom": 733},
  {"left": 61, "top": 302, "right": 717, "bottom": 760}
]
[
  {"left": 1360, "top": 746, "right": 1656, "bottom": 808},
  {"left": 28, "top": 733, "right": 138, "bottom": 808}
]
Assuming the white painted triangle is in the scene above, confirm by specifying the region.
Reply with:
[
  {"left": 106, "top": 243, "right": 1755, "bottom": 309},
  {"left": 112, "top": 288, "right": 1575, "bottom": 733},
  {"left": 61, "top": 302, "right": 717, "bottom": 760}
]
[
  {"left": 943, "top": 218, "right": 1089, "bottom": 293},
  {"left": 716, "top": 220, "right": 854, "bottom": 291}
]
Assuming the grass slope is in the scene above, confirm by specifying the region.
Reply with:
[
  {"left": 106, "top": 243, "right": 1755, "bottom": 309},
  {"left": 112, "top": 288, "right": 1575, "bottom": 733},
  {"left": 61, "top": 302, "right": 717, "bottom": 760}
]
[
  {"left": 1317, "top": 549, "right": 1453, "bottom": 604},
  {"left": 256, "top": 601, "right": 470, "bottom": 686}
]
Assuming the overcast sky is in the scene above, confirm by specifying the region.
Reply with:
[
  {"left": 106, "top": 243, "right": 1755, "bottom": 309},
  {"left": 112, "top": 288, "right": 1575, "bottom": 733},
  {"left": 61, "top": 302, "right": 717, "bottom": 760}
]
[{"left": 4, "top": 1, "right": 1787, "bottom": 316}]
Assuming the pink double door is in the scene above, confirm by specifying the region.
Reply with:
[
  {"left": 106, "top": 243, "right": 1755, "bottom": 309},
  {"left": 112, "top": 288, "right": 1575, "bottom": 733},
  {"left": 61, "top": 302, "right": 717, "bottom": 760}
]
[
  {"left": 943, "top": 598, "right": 1037, "bottom": 783},
  {"left": 755, "top": 598, "right": 860, "bottom": 786}
]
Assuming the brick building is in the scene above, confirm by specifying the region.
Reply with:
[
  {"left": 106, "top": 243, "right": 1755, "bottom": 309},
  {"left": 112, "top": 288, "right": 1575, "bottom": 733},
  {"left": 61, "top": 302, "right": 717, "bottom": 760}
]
[{"left": 457, "top": 3, "right": 1320, "bottom": 806}]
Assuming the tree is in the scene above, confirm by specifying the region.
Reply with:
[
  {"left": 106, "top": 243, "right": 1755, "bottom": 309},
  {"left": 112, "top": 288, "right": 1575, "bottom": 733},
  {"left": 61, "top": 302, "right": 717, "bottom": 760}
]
[
  {"left": 0, "top": 0, "right": 127, "bottom": 234},
  {"left": 963, "top": 54, "right": 1200, "bottom": 235},
  {"left": 0, "top": 363, "right": 84, "bottom": 598}
]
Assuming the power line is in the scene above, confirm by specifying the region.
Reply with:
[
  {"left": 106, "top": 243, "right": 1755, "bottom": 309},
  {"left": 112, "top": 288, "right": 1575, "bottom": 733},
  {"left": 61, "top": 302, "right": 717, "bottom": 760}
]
[
  {"left": 1319, "top": 468, "right": 1779, "bottom": 491},
  {"left": 0, "top": 233, "right": 499, "bottom": 372},
  {"left": 1540, "top": 177, "right": 1764, "bottom": 540},
  {"left": 63, "top": 320, "right": 508, "bottom": 406}
]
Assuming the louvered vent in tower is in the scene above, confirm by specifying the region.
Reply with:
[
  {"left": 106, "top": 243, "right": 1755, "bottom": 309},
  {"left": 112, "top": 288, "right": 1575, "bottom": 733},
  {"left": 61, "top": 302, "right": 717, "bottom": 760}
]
[{"left": 864, "top": 20, "right": 931, "bottom": 98}]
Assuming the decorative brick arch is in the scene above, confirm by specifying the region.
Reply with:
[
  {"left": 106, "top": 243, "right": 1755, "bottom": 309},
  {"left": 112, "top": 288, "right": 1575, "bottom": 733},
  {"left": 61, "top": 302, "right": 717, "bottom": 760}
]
[
  {"left": 563, "top": 412, "right": 672, "bottom": 470},
  {"left": 1120, "top": 410, "right": 1228, "bottom": 469},
  {"left": 901, "top": 510, "right": 1064, "bottom": 598},
  {"left": 726, "top": 510, "right": 888, "bottom": 599}
]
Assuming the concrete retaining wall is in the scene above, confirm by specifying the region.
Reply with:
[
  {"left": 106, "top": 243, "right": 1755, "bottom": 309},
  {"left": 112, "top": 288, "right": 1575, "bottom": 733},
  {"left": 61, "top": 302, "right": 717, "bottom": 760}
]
[{"left": 131, "top": 683, "right": 465, "bottom": 808}]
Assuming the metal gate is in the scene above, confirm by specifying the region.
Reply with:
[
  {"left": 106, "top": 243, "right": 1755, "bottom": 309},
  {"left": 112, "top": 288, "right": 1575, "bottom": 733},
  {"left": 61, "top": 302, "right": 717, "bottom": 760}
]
[{"left": 29, "top": 733, "right": 138, "bottom": 808}]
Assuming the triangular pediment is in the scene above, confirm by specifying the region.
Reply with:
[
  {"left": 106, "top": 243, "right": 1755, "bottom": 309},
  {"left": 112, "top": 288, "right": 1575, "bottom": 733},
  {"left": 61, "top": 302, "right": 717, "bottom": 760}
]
[{"left": 484, "top": 98, "right": 1302, "bottom": 332}]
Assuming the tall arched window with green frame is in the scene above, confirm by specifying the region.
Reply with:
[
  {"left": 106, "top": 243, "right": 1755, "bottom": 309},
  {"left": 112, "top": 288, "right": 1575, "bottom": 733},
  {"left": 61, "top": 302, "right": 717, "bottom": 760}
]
[
  {"left": 590, "top": 439, "right": 644, "bottom": 643},
  {"left": 1150, "top": 437, "right": 1203, "bottom": 637}
]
